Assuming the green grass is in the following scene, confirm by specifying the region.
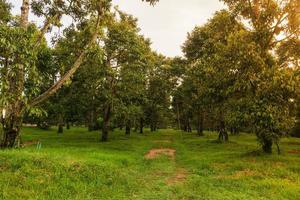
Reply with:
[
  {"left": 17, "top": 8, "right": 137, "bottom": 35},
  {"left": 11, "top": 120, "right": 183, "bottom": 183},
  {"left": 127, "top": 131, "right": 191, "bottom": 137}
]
[{"left": 0, "top": 127, "right": 300, "bottom": 200}]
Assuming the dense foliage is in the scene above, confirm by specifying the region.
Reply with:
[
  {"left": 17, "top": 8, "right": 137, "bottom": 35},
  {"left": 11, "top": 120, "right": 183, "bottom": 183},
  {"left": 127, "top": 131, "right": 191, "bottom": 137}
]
[{"left": 0, "top": 0, "right": 299, "bottom": 154}]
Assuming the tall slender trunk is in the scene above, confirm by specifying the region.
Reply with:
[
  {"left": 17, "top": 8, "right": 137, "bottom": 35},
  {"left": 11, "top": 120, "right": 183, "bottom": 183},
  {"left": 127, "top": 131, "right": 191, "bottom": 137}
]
[
  {"left": 88, "top": 109, "right": 96, "bottom": 131},
  {"left": 140, "top": 118, "right": 144, "bottom": 134},
  {"left": 153, "top": 121, "right": 157, "bottom": 131},
  {"left": 176, "top": 102, "right": 181, "bottom": 130},
  {"left": 183, "top": 117, "right": 187, "bottom": 132},
  {"left": 151, "top": 123, "right": 157, "bottom": 132},
  {"left": 101, "top": 105, "right": 111, "bottom": 142},
  {"left": 125, "top": 120, "right": 131, "bottom": 135},
  {"left": 133, "top": 119, "right": 137, "bottom": 132},
  {"left": 0, "top": 0, "right": 29, "bottom": 148},
  {"left": 57, "top": 114, "right": 64, "bottom": 133},
  {"left": 20, "top": 0, "right": 29, "bottom": 28},
  {"left": 197, "top": 111, "right": 204, "bottom": 136},
  {"left": 150, "top": 112, "right": 155, "bottom": 132},
  {"left": 218, "top": 119, "right": 228, "bottom": 142},
  {"left": 184, "top": 117, "right": 192, "bottom": 132},
  {"left": 66, "top": 122, "right": 70, "bottom": 130}
]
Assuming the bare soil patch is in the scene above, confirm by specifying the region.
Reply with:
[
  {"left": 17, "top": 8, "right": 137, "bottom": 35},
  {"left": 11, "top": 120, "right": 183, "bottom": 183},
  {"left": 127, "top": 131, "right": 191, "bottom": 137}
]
[
  {"left": 232, "top": 169, "right": 258, "bottom": 179},
  {"left": 166, "top": 168, "right": 188, "bottom": 185},
  {"left": 285, "top": 141, "right": 300, "bottom": 146},
  {"left": 21, "top": 140, "right": 39, "bottom": 148},
  {"left": 216, "top": 168, "right": 261, "bottom": 180},
  {"left": 288, "top": 150, "right": 300, "bottom": 154},
  {"left": 145, "top": 148, "right": 176, "bottom": 160},
  {"left": 153, "top": 140, "right": 172, "bottom": 144}
]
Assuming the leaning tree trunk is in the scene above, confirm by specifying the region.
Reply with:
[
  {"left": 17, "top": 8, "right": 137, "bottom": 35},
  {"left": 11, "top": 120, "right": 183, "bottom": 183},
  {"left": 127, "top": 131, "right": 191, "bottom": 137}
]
[
  {"left": 101, "top": 105, "right": 111, "bottom": 142},
  {"left": 1, "top": 1, "right": 103, "bottom": 149},
  {"left": 29, "top": 6, "right": 102, "bottom": 107}
]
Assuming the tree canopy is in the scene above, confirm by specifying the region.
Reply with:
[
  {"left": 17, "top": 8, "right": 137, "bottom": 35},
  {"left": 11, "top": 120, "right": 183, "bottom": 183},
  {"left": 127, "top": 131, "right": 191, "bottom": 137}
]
[{"left": 0, "top": 0, "right": 299, "bottom": 154}]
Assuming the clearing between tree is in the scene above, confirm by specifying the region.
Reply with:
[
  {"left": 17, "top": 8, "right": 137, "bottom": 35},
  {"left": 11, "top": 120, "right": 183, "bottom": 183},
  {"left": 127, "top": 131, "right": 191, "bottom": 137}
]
[{"left": 0, "top": 127, "right": 300, "bottom": 200}]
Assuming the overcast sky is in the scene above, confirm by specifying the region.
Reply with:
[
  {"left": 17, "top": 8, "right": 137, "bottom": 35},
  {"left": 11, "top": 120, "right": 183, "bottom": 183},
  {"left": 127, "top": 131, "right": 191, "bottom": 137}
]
[{"left": 10, "top": 0, "right": 225, "bottom": 57}]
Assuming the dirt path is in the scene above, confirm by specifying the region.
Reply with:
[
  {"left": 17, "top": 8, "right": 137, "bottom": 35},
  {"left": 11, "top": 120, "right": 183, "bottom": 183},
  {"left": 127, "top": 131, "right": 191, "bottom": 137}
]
[
  {"left": 145, "top": 140, "right": 188, "bottom": 185},
  {"left": 166, "top": 168, "right": 188, "bottom": 185},
  {"left": 144, "top": 148, "right": 176, "bottom": 160}
]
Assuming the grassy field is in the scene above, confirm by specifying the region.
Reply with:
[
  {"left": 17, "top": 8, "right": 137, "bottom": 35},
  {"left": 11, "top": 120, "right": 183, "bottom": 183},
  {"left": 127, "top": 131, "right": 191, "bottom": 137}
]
[{"left": 0, "top": 127, "right": 300, "bottom": 200}]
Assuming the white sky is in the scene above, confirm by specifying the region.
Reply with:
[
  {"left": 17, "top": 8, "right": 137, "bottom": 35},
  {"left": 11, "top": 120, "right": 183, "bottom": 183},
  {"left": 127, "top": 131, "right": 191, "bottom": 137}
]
[{"left": 9, "top": 0, "right": 225, "bottom": 57}]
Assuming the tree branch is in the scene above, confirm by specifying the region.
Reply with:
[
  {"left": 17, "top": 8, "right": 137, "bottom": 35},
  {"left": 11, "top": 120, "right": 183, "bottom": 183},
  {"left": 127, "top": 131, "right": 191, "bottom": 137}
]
[
  {"left": 29, "top": 12, "right": 102, "bottom": 107},
  {"left": 34, "top": 13, "right": 61, "bottom": 47}
]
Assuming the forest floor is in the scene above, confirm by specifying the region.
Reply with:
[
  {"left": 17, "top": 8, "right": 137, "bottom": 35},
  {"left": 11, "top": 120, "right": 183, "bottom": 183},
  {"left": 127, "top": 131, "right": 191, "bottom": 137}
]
[{"left": 0, "top": 127, "right": 300, "bottom": 200}]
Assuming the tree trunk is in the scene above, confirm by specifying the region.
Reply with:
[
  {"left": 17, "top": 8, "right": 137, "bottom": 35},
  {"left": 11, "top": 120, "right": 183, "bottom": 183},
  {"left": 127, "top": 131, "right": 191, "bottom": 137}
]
[
  {"left": 29, "top": 10, "right": 102, "bottom": 107},
  {"left": 176, "top": 102, "right": 181, "bottom": 130},
  {"left": 1, "top": 129, "right": 18, "bottom": 148},
  {"left": 218, "top": 120, "right": 228, "bottom": 142},
  {"left": 58, "top": 124, "right": 63, "bottom": 134},
  {"left": 262, "top": 136, "right": 273, "bottom": 154},
  {"left": 140, "top": 118, "right": 144, "bottom": 134},
  {"left": 150, "top": 112, "right": 155, "bottom": 132},
  {"left": 101, "top": 105, "right": 111, "bottom": 142},
  {"left": 66, "top": 122, "right": 70, "bottom": 130},
  {"left": 20, "top": 0, "right": 29, "bottom": 28},
  {"left": 187, "top": 118, "right": 192, "bottom": 133},
  {"left": 1, "top": 99, "right": 24, "bottom": 148},
  {"left": 275, "top": 141, "right": 281, "bottom": 155},
  {"left": 57, "top": 114, "right": 64, "bottom": 133},
  {"left": 197, "top": 112, "right": 204, "bottom": 136},
  {"left": 125, "top": 120, "right": 131, "bottom": 135},
  {"left": 183, "top": 122, "right": 187, "bottom": 132},
  {"left": 133, "top": 119, "right": 137, "bottom": 132},
  {"left": 230, "top": 127, "right": 239, "bottom": 135},
  {"left": 1, "top": 111, "right": 22, "bottom": 148},
  {"left": 0, "top": 1, "right": 103, "bottom": 149},
  {"left": 88, "top": 109, "right": 96, "bottom": 131},
  {"left": 0, "top": 0, "right": 29, "bottom": 148},
  {"left": 150, "top": 123, "right": 154, "bottom": 132},
  {"left": 153, "top": 121, "right": 157, "bottom": 132}
]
